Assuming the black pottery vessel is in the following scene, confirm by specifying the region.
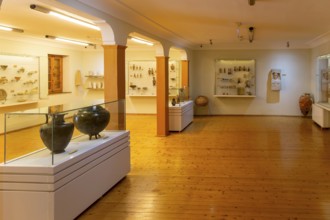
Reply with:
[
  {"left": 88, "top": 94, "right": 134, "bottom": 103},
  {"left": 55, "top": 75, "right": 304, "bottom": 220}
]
[
  {"left": 40, "top": 113, "right": 74, "bottom": 154},
  {"left": 73, "top": 105, "right": 110, "bottom": 139}
]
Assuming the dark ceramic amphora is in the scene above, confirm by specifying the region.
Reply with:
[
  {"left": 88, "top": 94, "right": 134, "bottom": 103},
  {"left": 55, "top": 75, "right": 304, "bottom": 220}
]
[
  {"left": 40, "top": 113, "right": 74, "bottom": 154},
  {"left": 73, "top": 105, "right": 110, "bottom": 139}
]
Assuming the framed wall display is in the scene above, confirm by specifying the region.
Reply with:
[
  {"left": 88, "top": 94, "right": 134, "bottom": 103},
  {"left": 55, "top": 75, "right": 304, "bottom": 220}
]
[
  {"left": 214, "top": 59, "right": 256, "bottom": 97},
  {"left": 127, "top": 60, "right": 157, "bottom": 96},
  {"left": 169, "top": 60, "right": 181, "bottom": 96},
  {"left": 320, "top": 68, "right": 329, "bottom": 102},
  {"left": 127, "top": 60, "right": 181, "bottom": 97},
  {"left": 271, "top": 69, "right": 281, "bottom": 91},
  {"left": 0, "top": 54, "right": 39, "bottom": 105}
]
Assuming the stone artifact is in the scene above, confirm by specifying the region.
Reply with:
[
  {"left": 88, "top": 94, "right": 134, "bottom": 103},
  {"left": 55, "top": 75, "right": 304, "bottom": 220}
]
[
  {"left": 73, "top": 105, "right": 110, "bottom": 139},
  {"left": 195, "top": 95, "right": 209, "bottom": 107},
  {"left": 40, "top": 113, "right": 74, "bottom": 153}
]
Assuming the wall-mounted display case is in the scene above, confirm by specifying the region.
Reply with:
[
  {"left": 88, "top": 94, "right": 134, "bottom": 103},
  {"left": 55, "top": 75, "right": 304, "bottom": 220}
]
[
  {"left": 312, "top": 56, "right": 330, "bottom": 128},
  {"left": 0, "top": 54, "right": 39, "bottom": 105},
  {"left": 168, "top": 60, "right": 181, "bottom": 96},
  {"left": 127, "top": 60, "right": 181, "bottom": 97},
  {"left": 214, "top": 59, "right": 256, "bottom": 97},
  {"left": 127, "top": 60, "right": 157, "bottom": 96}
]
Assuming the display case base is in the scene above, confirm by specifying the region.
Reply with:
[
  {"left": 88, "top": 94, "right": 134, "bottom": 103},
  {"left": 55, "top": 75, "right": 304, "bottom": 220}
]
[
  {"left": 169, "top": 100, "right": 193, "bottom": 131},
  {"left": 312, "top": 103, "right": 330, "bottom": 128},
  {"left": 0, "top": 131, "right": 130, "bottom": 220}
]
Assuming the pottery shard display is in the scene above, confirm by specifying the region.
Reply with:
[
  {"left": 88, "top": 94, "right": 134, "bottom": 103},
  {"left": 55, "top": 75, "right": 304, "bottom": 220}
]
[
  {"left": 73, "top": 105, "right": 110, "bottom": 139},
  {"left": 40, "top": 113, "right": 74, "bottom": 154},
  {"left": 299, "top": 93, "right": 313, "bottom": 116}
]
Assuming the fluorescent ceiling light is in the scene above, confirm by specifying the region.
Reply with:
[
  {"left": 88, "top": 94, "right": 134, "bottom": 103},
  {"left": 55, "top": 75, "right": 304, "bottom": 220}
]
[
  {"left": 45, "top": 35, "right": 95, "bottom": 47},
  {"left": 0, "top": 25, "right": 24, "bottom": 33},
  {"left": 30, "top": 4, "right": 100, "bottom": 31},
  {"left": 129, "top": 36, "right": 154, "bottom": 46}
]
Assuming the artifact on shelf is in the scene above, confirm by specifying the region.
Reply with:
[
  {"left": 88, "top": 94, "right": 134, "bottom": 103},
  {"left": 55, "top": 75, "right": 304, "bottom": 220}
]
[
  {"left": 40, "top": 113, "right": 74, "bottom": 153},
  {"left": 0, "top": 89, "right": 7, "bottom": 104},
  {"left": 0, "top": 65, "right": 8, "bottom": 70},
  {"left": 171, "top": 98, "right": 176, "bottom": 106},
  {"left": 17, "top": 67, "right": 25, "bottom": 73},
  {"left": 27, "top": 70, "right": 38, "bottom": 76},
  {"left": 0, "top": 76, "right": 8, "bottom": 84},
  {"left": 299, "top": 93, "right": 313, "bottom": 116},
  {"left": 152, "top": 77, "right": 156, "bottom": 86},
  {"left": 73, "top": 105, "right": 110, "bottom": 140}
]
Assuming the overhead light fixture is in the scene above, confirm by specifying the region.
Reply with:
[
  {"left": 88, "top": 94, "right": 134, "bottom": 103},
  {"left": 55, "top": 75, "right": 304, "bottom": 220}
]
[
  {"left": 248, "top": 27, "right": 255, "bottom": 43},
  {"left": 129, "top": 36, "right": 154, "bottom": 46},
  {"left": 249, "top": 0, "right": 255, "bottom": 6},
  {"left": 0, "top": 24, "right": 24, "bottom": 33},
  {"left": 45, "top": 35, "right": 95, "bottom": 47},
  {"left": 30, "top": 4, "right": 100, "bottom": 31}
]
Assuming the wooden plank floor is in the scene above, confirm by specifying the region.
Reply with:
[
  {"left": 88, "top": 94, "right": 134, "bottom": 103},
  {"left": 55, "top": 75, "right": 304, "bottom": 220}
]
[{"left": 75, "top": 115, "right": 330, "bottom": 220}]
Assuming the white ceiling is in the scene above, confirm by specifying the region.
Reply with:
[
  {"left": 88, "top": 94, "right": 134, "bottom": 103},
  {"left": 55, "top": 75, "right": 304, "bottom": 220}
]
[{"left": 1, "top": 0, "right": 330, "bottom": 50}]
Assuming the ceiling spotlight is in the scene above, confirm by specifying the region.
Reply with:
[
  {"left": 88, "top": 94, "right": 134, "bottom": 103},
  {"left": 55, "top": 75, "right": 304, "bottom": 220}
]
[
  {"left": 248, "top": 27, "right": 254, "bottom": 43},
  {"left": 249, "top": 0, "right": 255, "bottom": 6}
]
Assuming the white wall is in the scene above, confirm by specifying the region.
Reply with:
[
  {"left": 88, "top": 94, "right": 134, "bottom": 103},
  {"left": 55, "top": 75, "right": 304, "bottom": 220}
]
[{"left": 191, "top": 49, "right": 311, "bottom": 116}]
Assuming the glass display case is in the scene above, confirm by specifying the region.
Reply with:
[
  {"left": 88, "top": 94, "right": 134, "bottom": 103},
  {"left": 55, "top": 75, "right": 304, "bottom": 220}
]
[
  {"left": 127, "top": 60, "right": 181, "bottom": 96},
  {"left": 1, "top": 99, "right": 126, "bottom": 165},
  {"left": 214, "top": 59, "right": 256, "bottom": 97}
]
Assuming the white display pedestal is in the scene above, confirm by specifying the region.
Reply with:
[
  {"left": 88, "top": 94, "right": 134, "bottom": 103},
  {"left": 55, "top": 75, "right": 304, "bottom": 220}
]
[
  {"left": 312, "top": 103, "right": 330, "bottom": 128},
  {"left": 169, "top": 100, "right": 193, "bottom": 131},
  {"left": 0, "top": 131, "right": 130, "bottom": 220}
]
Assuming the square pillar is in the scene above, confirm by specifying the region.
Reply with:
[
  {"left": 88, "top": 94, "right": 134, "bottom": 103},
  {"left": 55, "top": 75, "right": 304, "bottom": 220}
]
[
  {"left": 156, "top": 56, "right": 169, "bottom": 136},
  {"left": 181, "top": 60, "right": 190, "bottom": 99},
  {"left": 103, "top": 45, "right": 127, "bottom": 130}
]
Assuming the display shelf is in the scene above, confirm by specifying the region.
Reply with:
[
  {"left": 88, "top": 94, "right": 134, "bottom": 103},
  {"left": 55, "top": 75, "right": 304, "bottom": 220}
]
[
  {"left": 214, "top": 95, "right": 256, "bottom": 98},
  {"left": 85, "top": 74, "right": 104, "bottom": 90},
  {"left": 128, "top": 95, "right": 157, "bottom": 97},
  {"left": 0, "top": 100, "right": 38, "bottom": 108},
  {"left": 84, "top": 75, "right": 104, "bottom": 78}
]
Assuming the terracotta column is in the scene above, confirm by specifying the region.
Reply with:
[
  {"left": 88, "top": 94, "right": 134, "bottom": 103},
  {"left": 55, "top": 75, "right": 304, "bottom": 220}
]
[
  {"left": 103, "top": 45, "right": 127, "bottom": 130},
  {"left": 156, "top": 56, "right": 169, "bottom": 136},
  {"left": 181, "top": 60, "right": 189, "bottom": 99}
]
